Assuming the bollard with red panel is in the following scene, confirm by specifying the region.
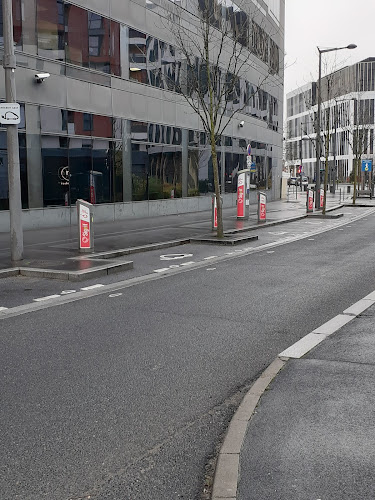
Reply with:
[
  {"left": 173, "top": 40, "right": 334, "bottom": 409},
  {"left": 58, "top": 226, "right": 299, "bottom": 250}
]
[
  {"left": 307, "top": 188, "right": 314, "bottom": 213},
  {"left": 211, "top": 194, "right": 223, "bottom": 231},
  {"left": 258, "top": 191, "right": 267, "bottom": 223},
  {"left": 77, "top": 199, "right": 94, "bottom": 252},
  {"left": 319, "top": 188, "right": 324, "bottom": 209},
  {"left": 237, "top": 169, "right": 250, "bottom": 219}
]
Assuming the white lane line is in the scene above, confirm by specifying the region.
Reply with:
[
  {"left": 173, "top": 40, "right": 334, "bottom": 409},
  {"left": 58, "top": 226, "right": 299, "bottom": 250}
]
[
  {"left": 169, "top": 265, "right": 180, "bottom": 269},
  {"left": 80, "top": 284, "right": 104, "bottom": 291},
  {"left": 308, "top": 238, "right": 315, "bottom": 241},
  {"left": 279, "top": 333, "right": 327, "bottom": 359},
  {"left": 109, "top": 293, "right": 123, "bottom": 298},
  {"left": 338, "top": 228, "right": 344, "bottom": 231},
  {"left": 312, "top": 314, "right": 354, "bottom": 336},
  {"left": 0, "top": 307, "right": 8, "bottom": 311},
  {"left": 343, "top": 299, "right": 375, "bottom": 316},
  {"left": 206, "top": 268, "right": 216, "bottom": 271},
  {"left": 225, "top": 252, "right": 235, "bottom": 255},
  {"left": 180, "top": 261, "right": 195, "bottom": 266},
  {"left": 266, "top": 251, "right": 275, "bottom": 254},
  {"left": 34, "top": 295, "right": 61, "bottom": 302},
  {"left": 154, "top": 268, "right": 170, "bottom": 273},
  {"left": 61, "top": 290, "right": 76, "bottom": 295},
  {"left": 204, "top": 256, "right": 218, "bottom": 260}
]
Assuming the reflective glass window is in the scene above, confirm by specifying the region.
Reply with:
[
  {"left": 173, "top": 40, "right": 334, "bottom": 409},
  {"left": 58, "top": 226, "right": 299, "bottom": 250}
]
[
  {"left": 37, "top": 0, "right": 65, "bottom": 60},
  {"left": 65, "top": 4, "right": 89, "bottom": 68},
  {"left": 0, "top": 0, "right": 22, "bottom": 48},
  {"left": 129, "top": 29, "right": 148, "bottom": 84}
]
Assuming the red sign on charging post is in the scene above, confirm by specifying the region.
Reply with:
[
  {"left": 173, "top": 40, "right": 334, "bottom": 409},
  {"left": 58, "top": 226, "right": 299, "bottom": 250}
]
[
  {"left": 307, "top": 189, "right": 314, "bottom": 213},
  {"left": 79, "top": 204, "right": 91, "bottom": 249},
  {"left": 319, "top": 189, "right": 324, "bottom": 209},
  {"left": 213, "top": 195, "right": 218, "bottom": 229},
  {"left": 258, "top": 192, "right": 266, "bottom": 223},
  {"left": 237, "top": 172, "right": 245, "bottom": 218}
]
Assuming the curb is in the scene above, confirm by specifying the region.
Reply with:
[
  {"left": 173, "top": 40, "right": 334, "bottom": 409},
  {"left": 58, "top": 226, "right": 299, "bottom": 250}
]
[
  {"left": 211, "top": 292, "right": 375, "bottom": 499},
  {"left": 0, "top": 260, "right": 133, "bottom": 282}
]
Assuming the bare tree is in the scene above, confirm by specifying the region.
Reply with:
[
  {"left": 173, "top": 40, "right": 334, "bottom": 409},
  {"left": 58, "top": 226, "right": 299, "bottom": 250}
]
[{"left": 161, "top": 0, "right": 282, "bottom": 237}]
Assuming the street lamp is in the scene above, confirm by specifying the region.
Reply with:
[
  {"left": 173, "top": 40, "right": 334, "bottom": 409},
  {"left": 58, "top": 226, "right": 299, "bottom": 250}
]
[{"left": 315, "top": 43, "right": 357, "bottom": 209}]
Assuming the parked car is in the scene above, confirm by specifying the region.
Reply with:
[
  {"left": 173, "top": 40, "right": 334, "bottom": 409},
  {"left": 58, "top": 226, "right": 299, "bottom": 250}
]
[
  {"left": 301, "top": 176, "right": 308, "bottom": 190},
  {"left": 288, "top": 177, "right": 297, "bottom": 186}
]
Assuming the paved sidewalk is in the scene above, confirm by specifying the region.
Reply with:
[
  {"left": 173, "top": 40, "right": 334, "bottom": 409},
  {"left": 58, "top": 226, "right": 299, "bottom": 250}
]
[
  {"left": 212, "top": 289, "right": 375, "bottom": 499},
  {"left": 0, "top": 188, "right": 354, "bottom": 274}
]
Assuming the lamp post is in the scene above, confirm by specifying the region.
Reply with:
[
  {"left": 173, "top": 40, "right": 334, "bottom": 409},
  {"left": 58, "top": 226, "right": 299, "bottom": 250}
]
[
  {"left": 2, "top": 0, "right": 23, "bottom": 261},
  {"left": 315, "top": 43, "right": 357, "bottom": 210}
]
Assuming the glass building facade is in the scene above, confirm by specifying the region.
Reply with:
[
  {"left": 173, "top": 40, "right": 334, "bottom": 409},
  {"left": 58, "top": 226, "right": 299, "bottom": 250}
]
[{"left": 0, "top": 0, "right": 284, "bottom": 213}]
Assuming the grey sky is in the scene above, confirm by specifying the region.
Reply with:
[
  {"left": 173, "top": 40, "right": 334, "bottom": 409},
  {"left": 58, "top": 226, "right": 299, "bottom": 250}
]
[{"left": 284, "top": 0, "right": 375, "bottom": 95}]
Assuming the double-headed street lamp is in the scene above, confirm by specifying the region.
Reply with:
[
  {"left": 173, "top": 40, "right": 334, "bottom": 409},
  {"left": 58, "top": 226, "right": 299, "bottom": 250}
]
[{"left": 315, "top": 43, "right": 357, "bottom": 209}]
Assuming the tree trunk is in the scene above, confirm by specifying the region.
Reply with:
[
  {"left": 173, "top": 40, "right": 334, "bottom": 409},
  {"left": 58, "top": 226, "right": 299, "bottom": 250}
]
[{"left": 210, "top": 128, "right": 223, "bottom": 237}]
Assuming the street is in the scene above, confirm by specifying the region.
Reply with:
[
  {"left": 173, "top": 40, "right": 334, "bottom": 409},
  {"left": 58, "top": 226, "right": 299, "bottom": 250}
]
[{"left": 1, "top": 207, "right": 375, "bottom": 499}]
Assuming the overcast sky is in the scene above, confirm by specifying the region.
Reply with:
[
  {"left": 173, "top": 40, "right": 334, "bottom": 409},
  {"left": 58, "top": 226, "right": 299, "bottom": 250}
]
[{"left": 284, "top": 0, "right": 375, "bottom": 95}]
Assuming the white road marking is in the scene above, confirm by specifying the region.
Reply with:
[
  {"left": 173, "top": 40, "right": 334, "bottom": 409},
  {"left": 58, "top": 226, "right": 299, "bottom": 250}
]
[
  {"left": 61, "top": 290, "right": 76, "bottom": 295},
  {"left": 80, "top": 284, "right": 104, "bottom": 291},
  {"left": 109, "top": 293, "right": 123, "bottom": 298},
  {"left": 225, "top": 252, "right": 235, "bottom": 255},
  {"left": 266, "top": 251, "right": 275, "bottom": 254},
  {"left": 160, "top": 253, "right": 193, "bottom": 261},
  {"left": 206, "top": 268, "right": 216, "bottom": 271},
  {"left": 204, "top": 256, "right": 217, "bottom": 260},
  {"left": 154, "top": 268, "right": 170, "bottom": 273},
  {"left": 312, "top": 314, "right": 354, "bottom": 335},
  {"left": 0, "top": 307, "right": 8, "bottom": 311},
  {"left": 169, "top": 265, "right": 180, "bottom": 268},
  {"left": 338, "top": 228, "right": 344, "bottom": 231},
  {"left": 180, "top": 261, "right": 195, "bottom": 266},
  {"left": 279, "top": 333, "right": 326, "bottom": 359},
  {"left": 308, "top": 238, "right": 315, "bottom": 241},
  {"left": 343, "top": 299, "right": 375, "bottom": 316},
  {"left": 34, "top": 295, "right": 61, "bottom": 302},
  {"left": 268, "top": 231, "right": 288, "bottom": 235}
]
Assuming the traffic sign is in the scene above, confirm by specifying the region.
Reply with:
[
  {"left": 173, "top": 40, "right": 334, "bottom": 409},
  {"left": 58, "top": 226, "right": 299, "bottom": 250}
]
[
  {"left": 0, "top": 103, "right": 20, "bottom": 124},
  {"left": 361, "top": 160, "right": 372, "bottom": 172},
  {"left": 246, "top": 156, "right": 252, "bottom": 168},
  {"left": 247, "top": 144, "right": 251, "bottom": 156},
  {"left": 250, "top": 162, "right": 256, "bottom": 173}
]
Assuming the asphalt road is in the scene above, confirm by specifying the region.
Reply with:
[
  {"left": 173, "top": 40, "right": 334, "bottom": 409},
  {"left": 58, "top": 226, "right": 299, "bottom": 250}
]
[{"left": 1, "top": 208, "right": 375, "bottom": 500}]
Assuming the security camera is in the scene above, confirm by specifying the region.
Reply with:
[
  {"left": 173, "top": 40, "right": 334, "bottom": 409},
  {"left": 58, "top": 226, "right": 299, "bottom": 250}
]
[
  {"left": 239, "top": 120, "right": 245, "bottom": 128},
  {"left": 35, "top": 72, "right": 50, "bottom": 83}
]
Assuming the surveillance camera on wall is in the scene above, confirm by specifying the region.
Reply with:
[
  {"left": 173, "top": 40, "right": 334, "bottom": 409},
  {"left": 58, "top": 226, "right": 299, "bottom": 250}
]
[
  {"left": 35, "top": 73, "right": 50, "bottom": 83},
  {"left": 239, "top": 120, "right": 245, "bottom": 128}
]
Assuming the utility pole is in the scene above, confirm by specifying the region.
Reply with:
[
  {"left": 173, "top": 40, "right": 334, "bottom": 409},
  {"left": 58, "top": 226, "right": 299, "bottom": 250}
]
[{"left": 2, "top": 0, "right": 23, "bottom": 261}]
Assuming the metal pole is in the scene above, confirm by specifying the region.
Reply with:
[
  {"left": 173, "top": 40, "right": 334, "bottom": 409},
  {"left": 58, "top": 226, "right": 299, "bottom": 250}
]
[
  {"left": 332, "top": 103, "right": 337, "bottom": 194},
  {"left": 3, "top": 0, "right": 23, "bottom": 261},
  {"left": 300, "top": 123, "right": 303, "bottom": 191},
  {"left": 315, "top": 49, "right": 322, "bottom": 208}
]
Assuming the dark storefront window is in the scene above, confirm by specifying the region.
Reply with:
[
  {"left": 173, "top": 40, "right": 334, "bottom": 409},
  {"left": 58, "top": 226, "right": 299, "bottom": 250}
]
[
  {"left": 0, "top": 132, "right": 28, "bottom": 209},
  {"left": 131, "top": 142, "right": 182, "bottom": 201}
]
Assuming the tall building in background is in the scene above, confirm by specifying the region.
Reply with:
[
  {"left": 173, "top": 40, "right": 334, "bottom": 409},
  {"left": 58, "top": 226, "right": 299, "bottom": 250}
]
[
  {"left": 0, "top": 0, "right": 284, "bottom": 228},
  {"left": 285, "top": 58, "right": 375, "bottom": 185}
]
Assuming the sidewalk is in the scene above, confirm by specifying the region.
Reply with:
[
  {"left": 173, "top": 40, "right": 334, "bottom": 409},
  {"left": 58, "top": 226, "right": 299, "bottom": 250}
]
[
  {"left": 0, "top": 188, "right": 355, "bottom": 278},
  {"left": 212, "top": 276, "right": 375, "bottom": 498}
]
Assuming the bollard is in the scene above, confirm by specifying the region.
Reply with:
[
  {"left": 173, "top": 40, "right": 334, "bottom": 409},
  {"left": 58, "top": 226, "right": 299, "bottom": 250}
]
[{"left": 77, "top": 199, "right": 94, "bottom": 252}]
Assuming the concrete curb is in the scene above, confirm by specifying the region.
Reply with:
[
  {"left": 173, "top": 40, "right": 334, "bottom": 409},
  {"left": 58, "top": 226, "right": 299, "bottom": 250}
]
[
  {"left": 211, "top": 291, "right": 375, "bottom": 500},
  {"left": 0, "top": 260, "right": 133, "bottom": 281}
]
